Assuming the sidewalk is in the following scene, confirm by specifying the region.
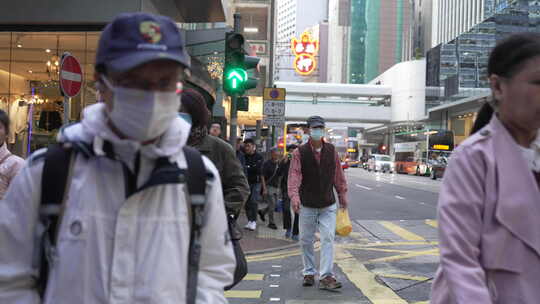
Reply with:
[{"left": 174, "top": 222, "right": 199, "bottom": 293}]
[{"left": 237, "top": 209, "right": 299, "bottom": 255}]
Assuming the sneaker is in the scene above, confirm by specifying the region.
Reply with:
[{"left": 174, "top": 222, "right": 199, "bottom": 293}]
[
  {"left": 319, "top": 276, "right": 342, "bottom": 291},
  {"left": 258, "top": 210, "right": 266, "bottom": 222},
  {"left": 303, "top": 275, "right": 315, "bottom": 287},
  {"left": 285, "top": 229, "right": 292, "bottom": 239},
  {"left": 244, "top": 221, "right": 256, "bottom": 231},
  {"left": 268, "top": 223, "right": 278, "bottom": 230},
  {"left": 291, "top": 234, "right": 299, "bottom": 241}
]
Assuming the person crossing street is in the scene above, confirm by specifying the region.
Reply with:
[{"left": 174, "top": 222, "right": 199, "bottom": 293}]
[{"left": 288, "top": 115, "right": 348, "bottom": 291}]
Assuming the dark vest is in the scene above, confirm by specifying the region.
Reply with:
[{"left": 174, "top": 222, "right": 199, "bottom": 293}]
[{"left": 299, "top": 142, "right": 337, "bottom": 208}]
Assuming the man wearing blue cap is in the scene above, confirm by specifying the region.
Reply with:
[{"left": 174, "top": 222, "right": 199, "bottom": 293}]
[{"left": 0, "top": 13, "right": 235, "bottom": 304}]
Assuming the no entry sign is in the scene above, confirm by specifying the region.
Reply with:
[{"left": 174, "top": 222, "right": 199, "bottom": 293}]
[{"left": 60, "top": 53, "right": 83, "bottom": 98}]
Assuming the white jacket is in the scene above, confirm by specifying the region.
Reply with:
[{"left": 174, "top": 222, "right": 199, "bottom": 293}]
[{"left": 0, "top": 103, "right": 236, "bottom": 304}]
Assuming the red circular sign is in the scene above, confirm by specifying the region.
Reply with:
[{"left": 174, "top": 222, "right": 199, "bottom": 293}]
[{"left": 60, "top": 53, "right": 83, "bottom": 97}]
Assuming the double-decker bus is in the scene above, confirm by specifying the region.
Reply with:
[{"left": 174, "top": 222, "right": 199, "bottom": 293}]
[
  {"left": 394, "top": 129, "right": 454, "bottom": 178},
  {"left": 345, "top": 138, "right": 360, "bottom": 167}
]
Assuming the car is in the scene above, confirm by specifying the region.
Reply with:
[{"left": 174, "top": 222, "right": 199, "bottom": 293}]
[
  {"left": 367, "top": 154, "right": 395, "bottom": 173},
  {"left": 427, "top": 154, "right": 450, "bottom": 180},
  {"left": 341, "top": 161, "right": 349, "bottom": 170}
]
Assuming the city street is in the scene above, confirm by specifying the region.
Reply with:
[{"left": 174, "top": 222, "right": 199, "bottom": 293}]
[{"left": 227, "top": 168, "right": 442, "bottom": 304}]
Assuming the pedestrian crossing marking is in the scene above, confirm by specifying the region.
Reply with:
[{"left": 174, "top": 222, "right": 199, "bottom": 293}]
[
  {"left": 425, "top": 219, "right": 438, "bottom": 228},
  {"left": 224, "top": 290, "right": 262, "bottom": 299},
  {"left": 379, "top": 221, "right": 426, "bottom": 241},
  {"left": 335, "top": 247, "right": 408, "bottom": 304},
  {"left": 244, "top": 273, "right": 264, "bottom": 280}
]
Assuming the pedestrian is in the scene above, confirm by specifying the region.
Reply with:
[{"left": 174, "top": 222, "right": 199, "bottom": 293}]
[
  {"left": 430, "top": 33, "right": 540, "bottom": 303},
  {"left": 0, "top": 13, "right": 235, "bottom": 304},
  {"left": 0, "top": 110, "right": 24, "bottom": 199},
  {"left": 209, "top": 122, "right": 222, "bottom": 137},
  {"left": 288, "top": 115, "right": 348, "bottom": 291},
  {"left": 180, "top": 88, "right": 250, "bottom": 216},
  {"left": 258, "top": 147, "right": 281, "bottom": 230},
  {"left": 243, "top": 138, "right": 264, "bottom": 231},
  {"left": 280, "top": 144, "right": 299, "bottom": 241}
]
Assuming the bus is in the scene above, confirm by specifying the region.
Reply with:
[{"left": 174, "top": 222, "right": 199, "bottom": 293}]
[
  {"left": 394, "top": 129, "right": 454, "bottom": 177},
  {"left": 345, "top": 138, "right": 360, "bottom": 167}
]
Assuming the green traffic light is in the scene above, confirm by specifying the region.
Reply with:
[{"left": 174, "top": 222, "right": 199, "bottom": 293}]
[{"left": 225, "top": 68, "right": 247, "bottom": 91}]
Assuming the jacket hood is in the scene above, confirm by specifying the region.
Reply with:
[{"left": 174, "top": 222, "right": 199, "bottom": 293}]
[{"left": 58, "top": 103, "right": 191, "bottom": 160}]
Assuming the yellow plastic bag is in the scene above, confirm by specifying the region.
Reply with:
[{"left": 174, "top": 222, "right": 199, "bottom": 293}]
[{"left": 336, "top": 208, "right": 352, "bottom": 237}]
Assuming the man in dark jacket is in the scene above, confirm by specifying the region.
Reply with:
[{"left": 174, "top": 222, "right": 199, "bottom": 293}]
[
  {"left": 243, "top": 138, "right": 264, "bottom": 231},
  {"left": 258, "top": 148, "right": 281, "bottom": 230},
  {"left": 279, "top": 144, "right": 299, "bottom": 240},
  {"left": 288, "top": 116, "right": 348, "bottom": 291},
  {"left": 180, "top": 88, "right": 249, "bottom": 216}
]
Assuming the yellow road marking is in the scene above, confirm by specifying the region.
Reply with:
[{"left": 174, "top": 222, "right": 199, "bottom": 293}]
[
  {"left": 425, "top": 219, "right": 438, "bottom": 228},
  {"left": 360, "top": 241, "right": 438, "bottom": 247},
  {"left": 373, "top": 272, "right": 430, "bottom": 282},
  {"left": 335, "top": 247, "right": 408, "bottom": 304},
  {"left": 341, "top": 244, "right": 423, "bottom": 254},
  {"left": 244, "top": 274, "right": 264, "bottom": 280},
  {"left": 224, "top": 290, "right": 262, "bottom": 298},
  {"left": 366, "top": 248, "right": 439, "bottom": 264},
  {"left": 379, "top": 221, "right": 426, "bottom": 241}
]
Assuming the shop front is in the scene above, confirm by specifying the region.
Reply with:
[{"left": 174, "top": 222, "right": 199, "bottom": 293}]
[{"left": 0, "top": 31, "right": 99, "bottom": 157}]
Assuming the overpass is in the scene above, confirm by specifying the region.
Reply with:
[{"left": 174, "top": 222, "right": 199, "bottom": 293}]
[{"left": 275, "top": 82, "right": 392, "bottom": 124}]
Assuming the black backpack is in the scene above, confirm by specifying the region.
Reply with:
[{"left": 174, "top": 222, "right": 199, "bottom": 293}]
[{"left": 35, "top": 142, "right": 246, "bottom": 303}]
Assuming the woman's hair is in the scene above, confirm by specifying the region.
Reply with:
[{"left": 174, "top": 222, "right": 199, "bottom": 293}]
[
  {"left": 470, "top": 103, "right": 494, "bottom": 135},
  {"left": 0, "top": 109, "right": 10, "bottom": 135},
  {"left": 180, "top": 88, "right": 210, "bottom": 128},
  {"left": 472, "top": 32, "right": 540, "bottom": 133}
]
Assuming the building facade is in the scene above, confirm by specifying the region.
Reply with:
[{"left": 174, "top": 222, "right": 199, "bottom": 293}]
[
  {"left": 274, "top": 0, "right": 328, "bottom": 82},
  {"left": 348, "top": 0, "right": 412, "bottom": 84}
]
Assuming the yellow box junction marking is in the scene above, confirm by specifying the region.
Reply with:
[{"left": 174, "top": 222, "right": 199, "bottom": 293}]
[
  {"left": 425, "top": 219, "right": 438, "bottom": 228},
  {"left": 366, "top": 248, "right": 439, "bottom": 264},
  {"left": 335, "top": 247, "right": 408, "bottom": 304},
  {"left": 373, "top": 272, "right": 430, "bottom": 282},
  {"left": 224, "top": 290, "right": 262, "bottom": 299},
  {"left": 379, "top": 221, "right": 426, "bottom": 241},
  {"left": 244, "top": 273, "right": 264, "bottom": 280}
]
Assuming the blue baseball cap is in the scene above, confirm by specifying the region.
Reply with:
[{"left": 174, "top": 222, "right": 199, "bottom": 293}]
[{"left": 96, "top": 12, "right": 191, "bottom": 73}]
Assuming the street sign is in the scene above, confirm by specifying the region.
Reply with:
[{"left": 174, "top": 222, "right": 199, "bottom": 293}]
[
  {"left": 263, "top": 87, "right": 286, "bottom": 101},
  {"left": 59, "top": 53, "right": 83, "bottom": 98},
  {"left": 263, "top": 115, "right": 285, "bottom": 127},
  {"left": 263, "top": 100, "right": 285, "bottom": 116}
]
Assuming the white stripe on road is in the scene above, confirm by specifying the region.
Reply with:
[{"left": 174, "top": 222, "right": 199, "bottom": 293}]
[
  {"left": 395, "top": 195, "right": 405, "bottom": 200},
  {"left": 355, "top": 184, "right": 372, "bottom": 190},
  {"left": 61, "top": 70, "right": 82, "bottom": 82}
]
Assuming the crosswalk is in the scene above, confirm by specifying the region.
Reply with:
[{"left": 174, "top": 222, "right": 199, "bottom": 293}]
[{"left": 227, "top": 219, "right": 440, "bottom": 304}]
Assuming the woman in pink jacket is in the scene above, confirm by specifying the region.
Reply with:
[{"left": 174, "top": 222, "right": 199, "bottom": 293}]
[
  {"left": 431, "top": 33, "right": 540, "bottom": 303},
  {"left": 0, "top": 110, "right": 24, "bottom": 199}
]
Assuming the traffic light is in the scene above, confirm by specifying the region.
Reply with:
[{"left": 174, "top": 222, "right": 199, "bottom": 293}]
[{"left": 223, "top": 32, "right": 260, "bottom": 96}]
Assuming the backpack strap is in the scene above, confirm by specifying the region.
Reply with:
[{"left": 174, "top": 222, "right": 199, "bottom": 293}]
[
  {"left": 36, "top": 143, "right": 75, "bottom": 296},
  {"left": 183, "top": 146, "right": 207, "bottom": 304}
]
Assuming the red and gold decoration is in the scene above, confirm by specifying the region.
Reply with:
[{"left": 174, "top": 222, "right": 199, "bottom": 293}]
[{"left": 291, "top": 31, "right": 319, "bottom": 76}]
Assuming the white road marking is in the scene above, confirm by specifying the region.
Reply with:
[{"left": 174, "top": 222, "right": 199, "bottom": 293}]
[
  {"left": 271, "top": 265, "right": 282, "bottom": 268},
  {"left": 270, "top": 274, "right": 280, "bottom": 277},
  {"left": 355, "top": 184, "right": 372, "bottom": 190},
  {"left": 270, "top": 298, "right": 281, "bottom": 301},
  {"left": 270, "top": 284, "right": 279, "bottom": 288},
  {"left": 395, "top": 195, "right": 405, "bottom": 200}
]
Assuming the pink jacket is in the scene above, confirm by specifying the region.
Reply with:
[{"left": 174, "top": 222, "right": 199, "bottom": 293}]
[
  {"left": 430, "top": 116, "right": 540, "bottom": 304},
  {"left": 0, "top": 143, "right": 24, "bottom": 200}
]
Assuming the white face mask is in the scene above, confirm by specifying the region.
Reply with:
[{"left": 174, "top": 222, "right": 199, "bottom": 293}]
[{"left": 102, "top": 77, "right": 180, "bottom": 142}]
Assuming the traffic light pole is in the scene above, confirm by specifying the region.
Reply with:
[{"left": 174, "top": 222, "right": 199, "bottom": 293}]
[
  {"left": 229, "top": 95, "right": 238, "bottom": 146},
  {"left": 228, "top": 14, "right": 241, "bottom": 146}
]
